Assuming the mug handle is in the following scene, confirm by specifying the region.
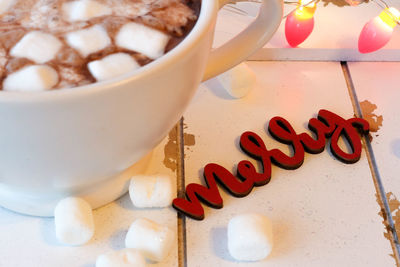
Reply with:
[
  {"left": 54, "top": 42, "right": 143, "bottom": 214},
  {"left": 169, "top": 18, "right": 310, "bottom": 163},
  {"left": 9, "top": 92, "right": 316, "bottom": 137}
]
[{"left": 202, "top": 0, "right": 283, "bottom": 81}]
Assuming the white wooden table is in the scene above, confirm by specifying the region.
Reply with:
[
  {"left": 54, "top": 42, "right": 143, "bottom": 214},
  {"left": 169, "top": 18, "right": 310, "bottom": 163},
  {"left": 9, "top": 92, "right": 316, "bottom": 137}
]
[
  {"left": 1, "top": 60, "right": 399, "bottom": 266},
  {"left": 1, "top": 2, "right": 400, "bottom": 266}
]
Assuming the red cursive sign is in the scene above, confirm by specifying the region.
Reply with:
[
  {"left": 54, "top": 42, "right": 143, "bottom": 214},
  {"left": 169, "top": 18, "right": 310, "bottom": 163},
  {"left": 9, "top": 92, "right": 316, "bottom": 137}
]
[{"left": 173, "top": 110, "right": 369, "bottom": 220}]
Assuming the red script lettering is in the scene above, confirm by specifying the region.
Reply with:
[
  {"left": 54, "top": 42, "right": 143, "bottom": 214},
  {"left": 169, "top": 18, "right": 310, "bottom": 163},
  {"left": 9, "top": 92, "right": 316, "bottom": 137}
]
[{"left": 172, "top": 110, "right": 369, "bottom": 220}]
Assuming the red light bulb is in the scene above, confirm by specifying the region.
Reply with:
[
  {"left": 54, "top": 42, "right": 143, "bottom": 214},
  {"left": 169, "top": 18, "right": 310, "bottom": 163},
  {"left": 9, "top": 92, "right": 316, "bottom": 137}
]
[
  {"left": 285, "top": 0, "right": 317, "bottom": 47},
  {"left": 358, "top": 7, "right": 400, "bottom": 53}
]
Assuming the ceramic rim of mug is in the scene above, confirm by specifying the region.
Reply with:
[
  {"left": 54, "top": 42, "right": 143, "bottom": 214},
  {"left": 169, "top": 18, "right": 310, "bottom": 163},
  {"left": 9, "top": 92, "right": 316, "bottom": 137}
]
[{"left": 0, "top": 0, "right": 216, "bottom": 102}]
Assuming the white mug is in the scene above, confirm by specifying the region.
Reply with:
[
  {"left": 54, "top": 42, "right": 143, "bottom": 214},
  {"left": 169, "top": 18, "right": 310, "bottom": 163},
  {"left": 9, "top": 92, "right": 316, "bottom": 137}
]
[{"left": 0, "top": 0, "right": 283, "bottom": 216}]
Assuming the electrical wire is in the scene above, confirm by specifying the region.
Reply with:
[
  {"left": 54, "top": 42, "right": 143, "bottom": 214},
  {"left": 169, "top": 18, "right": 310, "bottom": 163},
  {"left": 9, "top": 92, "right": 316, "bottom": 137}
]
[{"left": 225, "top": 0, "right": 399, "bottom": 24}]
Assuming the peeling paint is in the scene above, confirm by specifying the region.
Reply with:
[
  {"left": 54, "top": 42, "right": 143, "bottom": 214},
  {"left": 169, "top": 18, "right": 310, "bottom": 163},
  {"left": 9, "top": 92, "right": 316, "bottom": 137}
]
[
  {"left": 360, "top": 100, "right": 383, "bottom": 132},
  {"left": 163, "top": 125, "right": 196, "bottom": 171},
  {"left": 163, "top": 127, "right": 178, "bottom": 173},
  {"left": 184, "top": 133, "right": 195, "bottom": 146},
  {"left": 183, "top": 122, "right": 196, "bottom": 156},
  {"left": 387, "top": 192, "right": 400, "bottom": 241},
  {"left": 360, "top": 100, "right": 383, "bottom": 142},
  {"left": 376, "top": 192, "right": 400, "bottom": 263},
  {"left": 184, "top": 133, "right": 196, "bottom": 157}
]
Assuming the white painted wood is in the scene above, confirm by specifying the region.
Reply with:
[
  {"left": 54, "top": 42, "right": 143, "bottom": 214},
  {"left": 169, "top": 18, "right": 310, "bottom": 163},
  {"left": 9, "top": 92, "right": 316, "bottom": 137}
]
[
  {"left": 0, "top": 136, "right": 178, "bottom": 267},
  {"left": 183, "top": 62, "right": 394, "bottom": 266},
  {"left": 215, "top": 1, "right": 400, "bottom": 61},
  {"left": 348, "top": 61, "right": 400, "bottom": 221}
]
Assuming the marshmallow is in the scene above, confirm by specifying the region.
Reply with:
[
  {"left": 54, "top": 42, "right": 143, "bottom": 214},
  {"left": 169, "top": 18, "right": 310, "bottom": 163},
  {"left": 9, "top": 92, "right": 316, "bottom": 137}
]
[
  {"left": 96, "top": 249, "right": 146, "bottom": 267},
  {"left": 3, "top": 65, "right": 58, "bottom": 92},
  {"left": 62, "top": 0, "right": 112, "bottom": 22},
  {"left": 88, "top": 53, "right": 140, "bottom": 81},
  {"left": 125, "top": 218, "right": 174, "bottom": 262},
  {"left": 129, "top": 175, "right": 174, "bottom": 208},
  {"left": 54, "top": 197, "right": 94, "bottom": 246},
  {"left": 0, "top": 0, "right": 14, "bottom": 14},
  {"left": 66, "top": 25, "right": 111, "bottom": 57},
  {"left": 217, "top": 63, "right": 256, "bottom": 99},
  {"left": 10, "top": 31, "right": 62, "bottom": 64},
  {"left": 227, "top": 213, "right": 273, "bottom": 261},
  {"left": 116, "top": 22, "right": 170, "bottom": 59}
]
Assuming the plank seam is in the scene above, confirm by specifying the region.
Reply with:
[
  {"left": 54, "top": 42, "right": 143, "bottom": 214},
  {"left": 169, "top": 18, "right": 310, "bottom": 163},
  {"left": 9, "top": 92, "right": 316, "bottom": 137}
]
[
  {"left": 177, "top": 118, "right": 187, "bottom": 267},
  {"left": 341, "top": 61, "right": 400, "bottom": 265}
]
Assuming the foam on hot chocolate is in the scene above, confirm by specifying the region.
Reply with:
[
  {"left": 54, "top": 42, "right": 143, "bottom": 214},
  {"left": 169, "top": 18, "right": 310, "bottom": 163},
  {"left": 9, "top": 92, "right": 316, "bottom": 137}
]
[{"left": 0, "top": 0, "right": 199, "bottom": 91}]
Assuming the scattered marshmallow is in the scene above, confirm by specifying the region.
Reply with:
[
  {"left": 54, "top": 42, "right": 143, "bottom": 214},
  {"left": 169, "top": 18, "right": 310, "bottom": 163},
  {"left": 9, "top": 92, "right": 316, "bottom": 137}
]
[
  {"left": 0, "top": 0, "right": 15, "bottom": 15},
  {"left": 62, "top": 0, "right": 112, "bottom": 22},
  {"left": 217, "top": 62, "right": 256, "bottom": 99},
  {"left": 227, "top": 213, "right": 273, "bottom": 261},
  {"left": 129, "top": 175, "right": 174, "bottom": 208},
  {"left": 88, "top": 53, "right": 140, "bottom": 81},
  {"left": 10, "top": 31, "right": 62, "bottom": 64},
  {"left": 54, "top": 197, "right": 94, "bottom": 246},
  {"left": 116, "top": 22, "right": 170, "bottom": 59},
  {"left": 96, "top": 249, "right": 146, "bottom": 267},
  {"left": 3, "top": 65, "right": 58, "bottom": 92},
  {"left": 125, "top": 218, "right": 174, "bottom": 262},
  {"left": 66, "top": 25, "right": 111, "bottom": 57}
]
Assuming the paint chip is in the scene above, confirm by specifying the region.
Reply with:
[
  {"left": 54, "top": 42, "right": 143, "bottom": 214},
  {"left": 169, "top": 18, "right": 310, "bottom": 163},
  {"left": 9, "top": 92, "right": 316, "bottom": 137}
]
[
  {"left": 387, "top": 192, "right": 400, "bottom": 241},
  {"left": 163, "top": 127, "right": 178, "bottom": 173},
  {"left": 360, "top": 100, "right": 383, "bottom": 133},
  {"left": 376, "top": 192, "right": 400, "bottom": 261},
  {"left": 359, "top": 100, "right": 383, "bottom": 142}
]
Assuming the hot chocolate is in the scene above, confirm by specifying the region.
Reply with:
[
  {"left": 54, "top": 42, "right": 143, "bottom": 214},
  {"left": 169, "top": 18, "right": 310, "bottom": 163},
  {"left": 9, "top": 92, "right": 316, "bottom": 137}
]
[{"left": 0, "top": 0, "right": 200, "bottom": 91}]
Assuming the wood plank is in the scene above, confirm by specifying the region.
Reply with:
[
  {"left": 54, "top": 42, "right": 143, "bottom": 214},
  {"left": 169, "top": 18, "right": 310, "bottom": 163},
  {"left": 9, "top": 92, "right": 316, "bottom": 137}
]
[
  {"left": 348, "top": 61, "right": 400, "bottom": 257},
  {"left": 182, "top": 61, "right": 394, "bottom": 266}
]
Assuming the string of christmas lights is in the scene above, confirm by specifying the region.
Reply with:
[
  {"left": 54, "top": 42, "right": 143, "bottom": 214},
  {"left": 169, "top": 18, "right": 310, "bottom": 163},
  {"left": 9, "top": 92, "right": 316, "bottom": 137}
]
[{"left": 226, "top": 0, "right": 399, "bottom": 53}]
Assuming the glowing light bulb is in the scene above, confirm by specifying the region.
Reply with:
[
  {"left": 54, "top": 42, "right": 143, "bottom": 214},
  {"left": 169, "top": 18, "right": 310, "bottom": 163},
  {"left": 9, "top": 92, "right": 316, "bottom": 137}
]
[
  {"left": 285, "top": 0, "right": 317, "bottom": 47},
  {"left": 358, "top": 7, "right": 400, "bottom": 53}
]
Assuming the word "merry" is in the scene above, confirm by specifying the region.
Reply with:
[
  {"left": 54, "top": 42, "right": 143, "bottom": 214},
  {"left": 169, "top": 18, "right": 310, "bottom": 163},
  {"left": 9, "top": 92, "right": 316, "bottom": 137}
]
[{"left": 172, "top": 110, "right": 369, "bottom": 220}]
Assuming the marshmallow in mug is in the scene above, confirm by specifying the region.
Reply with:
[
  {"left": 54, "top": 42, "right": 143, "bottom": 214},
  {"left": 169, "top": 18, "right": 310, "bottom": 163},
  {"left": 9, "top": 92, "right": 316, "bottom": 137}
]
[
  {"left": 129, "top": 175, "right": 174, "bottom": 208},
  {"left": 65, "top": 25, "right": 111, "bottom": 57},
  {"left": 62, "top": 0, "right": 112, "bottom": 22},
  {"left": 54, "top": 197, "right": 94, "bottom": 246},
  {"left": 125, "top": 218, "right": 174, "bottom": 262},
  {"left": 228, "top": 213, "right": 273, "bottom": 261},
  {"left": 116, "top": 22, "right": 170, "bottom": 60},
  {"left": 96, "top": 249, "right": 146, "bottom": 267},
  {"left": 3, "top": 65, "right": 59, "bottom": 92},
  {"left": 88, "top": 53, "right": 140, "bottom": 82},
  {"left": 10, "top": 31, "right": 62, "bottom": 64}
]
